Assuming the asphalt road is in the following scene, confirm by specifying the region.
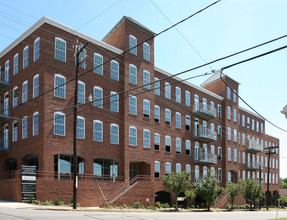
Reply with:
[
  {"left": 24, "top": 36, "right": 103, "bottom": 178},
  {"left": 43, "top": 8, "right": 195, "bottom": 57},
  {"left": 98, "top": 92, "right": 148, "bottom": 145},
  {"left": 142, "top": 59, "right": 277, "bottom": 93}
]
[{"left": 0, "top": 207, "right": 287, "bottom": 220}]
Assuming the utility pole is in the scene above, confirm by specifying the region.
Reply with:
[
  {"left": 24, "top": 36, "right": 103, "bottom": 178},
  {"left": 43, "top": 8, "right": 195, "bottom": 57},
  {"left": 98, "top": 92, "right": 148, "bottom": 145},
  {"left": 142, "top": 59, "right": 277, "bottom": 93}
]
[
  {"left": 259, "top": 164, "right": 261, "bottom": 210},
  {"left": 265, "top": 145, "right": 279, "bottom": 211},
  {"left": 73, "top": 42, "right": 88, "bottom": 210}
]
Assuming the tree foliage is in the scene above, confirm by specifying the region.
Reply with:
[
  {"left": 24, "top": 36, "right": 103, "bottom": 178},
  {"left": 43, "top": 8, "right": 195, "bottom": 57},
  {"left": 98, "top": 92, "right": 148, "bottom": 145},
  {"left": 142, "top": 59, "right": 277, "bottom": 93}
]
[
  {"left": 240, "top": 178, "right": 263, "bottom": 209},
  {"left": 162, "top": 171, "right": 191, "bottom": 210},
  {"left": 280, "top": 178, "right": 287, "bottom": 189},
  {"left": 196, "top": 171, "right": 221, "bottom": 211},
  {"left": 224, "top": 183, "right": 241, "bottom": 210},
  {"left": 279, "top": 195, "right": 287, "bottom": 206}
]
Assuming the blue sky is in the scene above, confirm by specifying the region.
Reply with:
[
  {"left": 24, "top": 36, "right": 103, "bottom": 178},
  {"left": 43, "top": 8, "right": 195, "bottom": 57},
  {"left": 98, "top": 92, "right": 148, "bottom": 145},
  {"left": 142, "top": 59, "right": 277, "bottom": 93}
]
[{"left": 1, "top": 0, "right": 287, "bottom": 177}]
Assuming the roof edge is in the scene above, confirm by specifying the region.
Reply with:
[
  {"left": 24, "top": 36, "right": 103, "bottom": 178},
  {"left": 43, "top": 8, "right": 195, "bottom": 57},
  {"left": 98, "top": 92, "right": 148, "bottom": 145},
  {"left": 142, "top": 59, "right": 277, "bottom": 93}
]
[{"left": 155, "top": 66, "right": 224, "bottom": 101}]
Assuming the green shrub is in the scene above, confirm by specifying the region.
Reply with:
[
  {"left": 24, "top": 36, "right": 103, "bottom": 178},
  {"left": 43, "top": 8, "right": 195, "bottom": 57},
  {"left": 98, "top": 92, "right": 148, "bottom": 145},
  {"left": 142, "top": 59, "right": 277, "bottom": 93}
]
[
  {"left": 54, "top": 198, "right": 64, "bottom": 206},
  {"left": 29, "top": 195, "right": 35, "bottom": 203},
  {"left": 34, "top": 200, "right": 41, "bottom": 205},
  {"left": 132, "top": 201, "right": 140, "bottom": 209},
  {"left": 146, "top": 206, "right": 155, "bottom": 210},
  {"left": 191, "top": 205, "right": 195, "bottom": 208},
  {"left": 196, "top": 205, "right": 199, "bottom": 209},
  {"left": 245, "top": 204, "right": 250, "bottom": 209},
  {"left": 42, "top": 200, "right": 52, "bottom": 205},
  {"left": 179, "top": 205, "right": 183, "bottom": 209},
  {"left": 155, "top": 201, "right": 161, "bottom": 209},
  {"left": 140, "top": 205, "right": 145, "bottom": 209},
  {"left": 226, "top": 204, "right": 231, "bottom": 210},
  {"left": 163, "top": 203, "right": 170, "bottom": 208}
]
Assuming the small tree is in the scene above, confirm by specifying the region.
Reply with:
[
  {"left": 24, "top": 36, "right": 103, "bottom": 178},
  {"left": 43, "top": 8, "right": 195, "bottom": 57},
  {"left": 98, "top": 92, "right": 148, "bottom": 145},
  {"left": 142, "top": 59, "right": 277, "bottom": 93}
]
[
  {"left": 224, "top": 183, "right": 241, "bottom": 210},
  {"left": 279, "top": 195, "right": 287, "bottom": 206},
  {"left": 196, "top": 171, "right": 221, "bottom": 211},
  {"left": 185, "top": 186, "right": 196, "bottom": 208},
  {"left": 162, "top": 171, "right": 191, "bottom": 210},
  {"left": 240, "top": 178, "right": 263, "bottom": 210}
]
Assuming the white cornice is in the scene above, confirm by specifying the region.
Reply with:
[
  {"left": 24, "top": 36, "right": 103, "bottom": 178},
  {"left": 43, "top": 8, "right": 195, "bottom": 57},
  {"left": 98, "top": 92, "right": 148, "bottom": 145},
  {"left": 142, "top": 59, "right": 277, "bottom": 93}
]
[
  {"left": 154, "top": 66, "right": 224, "bottom": 101},
  {"left": 0, "top": 16, "right": 123, "bottom": 59},
  {"left": 239, "top": 106, "right": 263, "bottom": 120}
]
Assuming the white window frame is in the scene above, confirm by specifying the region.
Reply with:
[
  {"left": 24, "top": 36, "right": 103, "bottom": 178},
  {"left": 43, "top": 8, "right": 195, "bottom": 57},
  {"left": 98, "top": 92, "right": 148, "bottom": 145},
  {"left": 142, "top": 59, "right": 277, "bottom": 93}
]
[
  {"left": 165, "top": 135, "right": 171, "bottom": 152},
  {"left": 13, "top": 53, "right": 19, "bottom": 75},
  {"left": 93, "top": 86, "right": 103, "bottom": 108},
  {"left": 185, "top": 91, "right": 190, "bottom": 106},
  {"left": 165, "top": 109, "right": 171, "bottom": 126},
  {"left": 129, "top": 95, "right": 137, "bottom": 115},
  {"left": 143, "top": 70, "right": 150, "bottom": 89},
  {"left": 93, "top": 120, "right": 103, "bottom": 142},
  {"left": 110, "top": 91, "right": 119, "bottom": 112},
  {"left": 175, "top": 112, "right": 181, "bottom": 129},
  {"left": 154, "top": 77, "right": 160, "bottom": 95},
  {"left": 129, "top": 35, "right": 137, "bottom": 55},
  {"left": 76, "top": 116, "right": 85, "bottom": 139},
  {"left": 175, "top": 86, "right": 181, "bottom": 103},
  {"left": 78, "top": 81, "right": 85, "bottom": 104},
  {"left": 154, "top": 105, "right": 160, "bottom": 123},
  {"left": 165, "top": 82, "right": 171, "bottom": 99},
  {"left": 33, "top": 112, "right": 39, "bottom": 136},
  {"left": 186, "top": 140, "right": 191, "bottom": 155},
  {"left": 143, "top": 129, "right": 150, "bottom": 148},
  {"left": 110, "top": 123, "right": 119, "bottom": 144},
  {"left": 228, "top": 148, "right": 231, "bottom": 161},
  {"left": 33, "top": 74, "right": 39, "bottom": 98},
  {"left": 143, "top": 42, "right": 150, "bottom": 61},
  {"left": 154, "top": 133, "right": 160, "bottom": 150},
  {"left": 12, "top": 120, "right": 18, "bottom": 142},
  {"left": 13, "top": 87, "right": 18, "bottom": 108},
  {"left": 54, "top": 74, "right": 66, "bottom": 99},
  {"left": 22, "top": 80, "right": 28, "bottom": 103},
  {"left": 176, "top": 138, "right": 181, "bottom": 154},
  {"left": 129, "top": 126, "right": 137, "bottom": 146},
  {"left": 154, "top": 161, "right": 160, "bottom": 178},
  {"left": 55, "top": 37, "right": 66, "bottom": 62},
  {"left": 227, "top": 106, "right": 231, "bottom": 120},
  {"left": 94, "top": 53, "right": 103, "bottom": 75},
  {"left": 22, "top": 116, "right": 28, "bottom": 139},
  {"left": 129, "top": 64, "right": 137, "bottom": 84},
  {"left": 54, "top": 112, "right": 65, "bottom": 136},
  {"left": 34, "top": 37, "right": 40, "bottom": 62},
  {"left": 234, "top": 109, "right": 237, "bottom": 122},
  {"left": 176, "top": 163, "right": 181, "bottom": 173},
  {"left": 110, "top": 60, "right": 119, "bottom": 81},
  {"left": 143, "top": 99, "right": 150, "bottom": 118},
  {"left": 23, "top": 46, "right": 29, "bottom": 69},
  {"left": 165, "top": 162, "right": 171, "bottom": 175}
]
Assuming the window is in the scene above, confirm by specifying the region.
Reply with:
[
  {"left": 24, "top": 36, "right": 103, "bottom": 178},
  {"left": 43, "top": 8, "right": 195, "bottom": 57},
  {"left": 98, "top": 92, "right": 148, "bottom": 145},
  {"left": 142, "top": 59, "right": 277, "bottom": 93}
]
[
  {"left": 23, "top": 46, "right": 29, "bottom": 68},
  {"left": 154, "top": 133, "right": 160, "bottom": 150},
  {"left": 185, "top": 115, "right": 191, "bottom": 130},
  {"left": 210, "top": 101, "right": 215, "bottom": 114},
  {"left": 218, "top": 168, "right": 222, "bottom": 181},
  {"left": 93, "top": 158, "right": 116, "bottom": 177},
  {"left": 261, "top": 123, "right": 264, "bottom": 134},
  {"left": 194, "top": 142, "right": 199, "bottom": 160},
  {"left": 217, "top": 104, "right": 222, "bottom": 118},
  {"left": 143, "top": 129, "right": 150, "bottom": 148},
  {"left": 227, "top": 87, "right": 231, "bottom": 99},
  {"left": 175, "top": 112, "right": 181, "bottom": 129},
  {"left": 110, "top": 60, "right": 119, "bottom": 81},
  {"left": 75, "top": 46, "right": 86, "bottom": 69},
  {"left": 129, "top": 96, "right": 137, "bottom": 115},
  {"left": 211, "top": 145, "right": 215, "bottom": 155},
  {"left": 129, "top": 35, "right": 137, "bottom": 55},
  {"left": 242, "top": 133, "right": 246, "bottom": 145},
  {"left": 176, "top": 138, "right": 181, "bottom": 154},
  {"left": 94, "top": 53, "right": 103, "bottom": 75},
  {"left": 195, "top": 166, "right": 199, "bottom": 183},
  {"left": 203, "top": 166, "right": 207, "bottom": 177},
  {"left": 54, "top": 112, "right": 65, "bottom": 136},
  {"left": 176, "top": 163, "right": 181, "bottom": 173},
  {"left": 256, "top": 121, "right": 259, "bottom": 132},
  {"left": 242, "top": 115, "right": 245, "bottom": 127},
  {"left": 110, "top": 92, "right": 119, "bottom": 112},
  {"left": 129, "top": 64, "right": 137, "bottom": 84},
  {"left": 233, "top": 90, "right": 237, "bottom": 103},
  {"left": 252, "top": 119, "right": 255, "bottom": 130},
  {"left": 218, "top": 147, "right": 222, "bottom": 160},
  {"left": 234, "top": 149, "right": 237, "bottom": 162},
  {"left": 165, "top": 136, "right": 171, "bottom": 152},
  {"left": 233, "top": 109, "right": 237, "bottom": 122},
  {"left": 243, "top": 171, "right": 246, "bottom": 182},
  {"left": 110, "top": 124, "right": 119, "bottom": 144},
  {"left": 194, "top": 95, "right": 199, "bottom": 111},
  {"left": 143, "top": 42, "right": 150, "bottom": 61},
  {"left": 143, "top": 70, "right": 150, "bottom": 89},
  {"left": 34, "top": 37, "right": 40, "bottom": 62},
  {"left": 185, "top": 91, "right": 190, "bottom": 106},
  {"left": 33, "top": 74, "right": 39, "bottom": 98},
  {"left": 218, "top": 126, "right": 222, "bottom": 139},
  {"left": 165, "top": 109, "right": 171, "bottom": 126},
  {"left": 227, "top": 106, "right": 231, "bottom": 120},
  {"left": 186, "top": 164, "right": 191, "bottom": 173},
  {"left": 154, "top": 78, "right": 160, "bottom": 95},
  {"left": 22, "top": 81, "right": 28, "bottom": 103},
  {"left": 13, "top": 87, "right": 18, "bottom": 108},
  {"left": 154, "top": 161, "right": 160, "bottom": 178},
  {"left": 129, "top": 126, "right": 137, "bottom": 146},
  {"left": 12, "top": 121, "right": 17, "bottom": 142},
  {"left": 176, "top": 87, "right": 181, "bottom": 103},
  {"left": 93, "top": 86, "right": 103, "bottom": 108},
  {"left": 4, "top": 93, "right": 9, "bottom": 116},
  {"left": 77, "top": 116, "right": 85, "bottom": 139},
  {"left": 13, "top": 53, "right": 19, "bottom": 75},
  {"left": 22, "top": 116, "right": 28, "bottom": 139},
  {"left": 186, "top": 140, "right": 191, "bottom": 155},
  {"left": 55, "top": 38, "right": 66, "bottom": 62},
  {"left": 154, "top": 105, "right": 160, "bottom": 123},
  {"left": 202, "top": 98, "right": 207, "bottom": 111},
  {"left": 78, "top": 81, "right": 85, "bottom": 104},
  {"left": 234, "top": 129, "right": 237, "bottom": 142},
  {"left": 5, "top": 60, "right": 9, "bottom": 83},
  {"left": 33, "top": 112, "right": 39, "bottom": 136},
  {"left": 228, "top": 148, "right": 231, "bottom": 161},
  {"left": 143, "top": 99, "right": 150, "bottom": 118},
  {"left": 93, "top": 120, "right": 103, "bottom": 142},
  {"left": 165, "top": 82, "right": 171, "bottom": 99},
  {"left": 54, "top": 74, "right": 66, "bottom": 99},
  {"left": 227, "top": 127, "right": 231, "bottom": 140},
  {"left": 247, "top": 117, "right": 250, "bottom": 128},
  {"left": 4, "top": 125, "right": 8, "bottom": 150},
  {"left": 165, "top": 162, "right": 171, "bottom": 175}
]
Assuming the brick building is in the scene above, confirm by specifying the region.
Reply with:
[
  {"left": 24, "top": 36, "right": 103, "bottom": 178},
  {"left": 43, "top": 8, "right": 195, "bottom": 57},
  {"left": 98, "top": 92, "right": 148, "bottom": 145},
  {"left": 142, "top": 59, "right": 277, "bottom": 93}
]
[{"left": 0, "top": 16, "right": 280, "bottom": 207}]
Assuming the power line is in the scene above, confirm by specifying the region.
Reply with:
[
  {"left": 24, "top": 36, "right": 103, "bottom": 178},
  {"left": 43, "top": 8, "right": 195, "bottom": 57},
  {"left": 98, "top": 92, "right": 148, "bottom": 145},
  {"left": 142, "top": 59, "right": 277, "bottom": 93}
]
[
  {"left": 220, "top": 72, "right": 287, "bottom": 133},
  {"left": 150, "top": 0, "right": 213, "bottom": 71}
]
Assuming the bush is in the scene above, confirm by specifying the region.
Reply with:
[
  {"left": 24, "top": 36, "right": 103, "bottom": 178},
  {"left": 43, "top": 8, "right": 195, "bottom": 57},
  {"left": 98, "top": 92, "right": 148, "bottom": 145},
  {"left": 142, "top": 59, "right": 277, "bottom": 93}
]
[
  {"left": 196, "top": 205, "right": 199, "bottom": 209},
  {"left": 34, "top": 200, "right": 41, "bottom": 205},
  {"left": 245, "top": 204, "right": 250, "bottom": 209},
  {"left": 191, "top": 205, "right": 195, "bottom": 208},
  {"left": 179, "top": 205, "right": 183, "bottom": 209},
  {"left": 29, "top": 195, "right": 35, "bottom": 203},
  {"left": 70, "top": 198, "right": 80, "bottom": 207},
  {"left": 42, "top": 200, "right": 52, "bottom": 205},
  {"left": 155, "top": 201, "right": 161, "bottom": 209},
  {"left": 132, "top": 201, "right": 140, "bottom": 209},
  {"left": 140, "top": 205, "right": 145, "bottom": 209},
  {"left": 54, "top": 198, "right": 64, "bottom": 206},
  {"left": 226, "top": 204, "right": 231, "bottom": 210},
  {"left": 162, "top": 203, "right": 170, "bottom": 208},
  {"left": 146, "top": 206, "right": 155, "bottom": 210}
]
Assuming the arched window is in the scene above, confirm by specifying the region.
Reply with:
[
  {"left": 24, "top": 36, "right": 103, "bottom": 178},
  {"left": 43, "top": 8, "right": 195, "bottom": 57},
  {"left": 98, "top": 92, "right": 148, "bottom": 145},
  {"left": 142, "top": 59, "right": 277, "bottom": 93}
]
[
  {"left": 129, "top": 126, "right": 137, "bottom": 146},
  {"left": 143, "top": 42, "right": 150, "bottom": 61},
  {"left": 93, "top": 120, "right": 103, "bottom": 142},
  {"left": 33, "top": 112, "right": 39, "bottom": 136},
  {"left": 129, "top": 96, "right": 137, "bottom": 115},
  {"left": 129, "top": 64, "right": 137, "bottom": 84},
  {"left": 94, "top": 53, "right": 103, "bottom": 75},
  {"left": 54, "top": 112, "right": 65, "bottom": 136},
  {"left": 110, "top": 60, "right": 119, "bottom": 81},
  {"left": 77, "top": 116, "right": 85, "bottom": 139},
  {"left": 13, "top": 53, "right": 19, "bottom": 75},
  {"left": 129, "top": 35, "right": 137, "bottom": 55},
  {"left": 22, "top": 81, "right": 28, "bottom": 103},
  {"left": 78, "top": 81, "right": 85, "bottom": 104},
  {"left": 93, "top": 86, "right": 103, "bottom": 108},
  {"left": 154, "top": 161, "right": 160, "bottom": 178},
  {"left": 22, "top": 116, "right": 28, "bottom": 139},
  {"left": 55, "top": 37, "right": 66, "bottom": 62},
  {"left": 23, "top": 46, "right": 29, "bottom": 68},
  {"left": 34, "top": 37, "right": 40, "bottom": 62},
  {"left": 54, "top": 74, "right": 66, "bottom": 99},
  {"left": 33, "top": 74, "right": 39, "bottom": 98},
  {"left": 110, "top": 123, "right": 119, "bottom": 144}
]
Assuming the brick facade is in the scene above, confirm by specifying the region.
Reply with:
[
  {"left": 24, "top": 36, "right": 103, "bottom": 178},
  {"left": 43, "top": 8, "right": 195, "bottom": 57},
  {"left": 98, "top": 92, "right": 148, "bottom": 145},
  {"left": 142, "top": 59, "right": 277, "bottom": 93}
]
[{"left": 0, "top": 16, "right": 280, "bottom": 207}]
